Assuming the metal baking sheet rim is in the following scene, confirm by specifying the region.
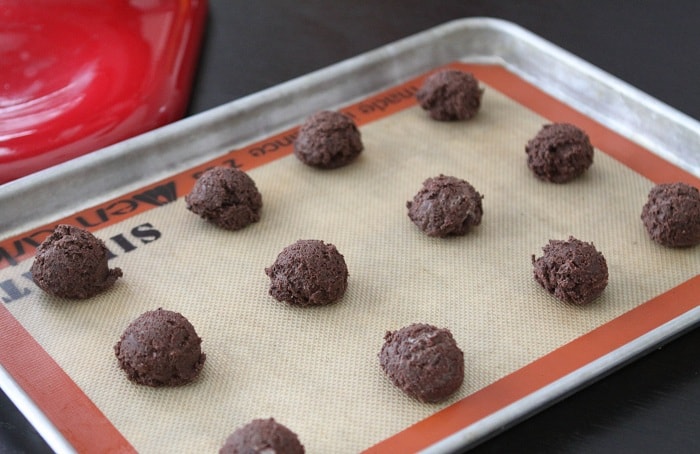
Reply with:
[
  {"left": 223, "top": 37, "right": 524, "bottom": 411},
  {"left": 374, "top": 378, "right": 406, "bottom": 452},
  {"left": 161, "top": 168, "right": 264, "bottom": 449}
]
[
  {"left": 422, "top": 308, "right": 700, "bottom": 453},
  {"left": 1, "top": 18, "right": 699, "bottom": 453}
]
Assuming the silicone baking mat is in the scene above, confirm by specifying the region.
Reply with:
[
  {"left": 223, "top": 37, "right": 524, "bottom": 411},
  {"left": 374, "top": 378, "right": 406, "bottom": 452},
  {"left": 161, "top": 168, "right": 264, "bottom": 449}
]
[{"left": 1, "top": 63, "right": 699, "bottom": 453}]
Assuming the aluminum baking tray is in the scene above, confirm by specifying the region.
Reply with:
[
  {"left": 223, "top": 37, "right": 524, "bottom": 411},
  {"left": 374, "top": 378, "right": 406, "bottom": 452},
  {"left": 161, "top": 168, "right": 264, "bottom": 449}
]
[{"left": 1, "top": 18, "right": 699, "bottom": 453}]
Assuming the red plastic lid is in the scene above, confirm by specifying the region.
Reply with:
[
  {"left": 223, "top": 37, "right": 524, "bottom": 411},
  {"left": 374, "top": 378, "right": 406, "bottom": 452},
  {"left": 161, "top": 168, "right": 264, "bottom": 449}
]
[{"left": 0, "top": 0, "right": 207, "bottom": 184}]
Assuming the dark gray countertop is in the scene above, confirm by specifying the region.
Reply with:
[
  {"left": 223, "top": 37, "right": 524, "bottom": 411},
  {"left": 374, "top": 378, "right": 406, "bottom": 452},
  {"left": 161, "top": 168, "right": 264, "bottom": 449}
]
[{"left": 2, "top": 1, "right": 699, "bottom": 452}]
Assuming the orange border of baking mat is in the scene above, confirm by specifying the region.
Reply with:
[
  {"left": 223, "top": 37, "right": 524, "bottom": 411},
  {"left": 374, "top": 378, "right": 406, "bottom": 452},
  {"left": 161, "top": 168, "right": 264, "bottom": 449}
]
[
  {"left": 0, "top": 63, "right": 698, "bottom": 452},
  {"left": 366, "top": 277, "right": 700, "bottom": 453}
]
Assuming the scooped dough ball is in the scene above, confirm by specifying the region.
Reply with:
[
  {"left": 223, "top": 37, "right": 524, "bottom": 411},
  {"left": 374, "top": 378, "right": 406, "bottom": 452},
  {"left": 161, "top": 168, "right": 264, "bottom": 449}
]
[
  {"left": 525, "top": 123, "right": 594, "bottom": 183},
  {"left": 30, "top": 224, "right": 122, "bottom": 299},
  {"left": 114, "top": 308, "right": 206, "bottom": 387},
  {"left": 185, "top": 167, "right": 262, "bottom": 230},
  {"left": 407, "top": 174, "right": 483, "bottom": 237},
  {"left": 379, "top": 323, "right": 464, "bottom": 403},
  {"left": 293, "top": 110, "right": 363, "bottom": 169},
  {"left": 265, "top": 240, "right": 348, "bottom": 307},
  {"left": 416, "top": 69, "right": 483, "bottom": 121},
  {"left": 532, "top": 236, "right": 608, "bottom": 305},
  {"left": 220, "top": 418, "right": 304, "bottom": 454},
  {"left": 641, "top": 182, "right": 700, "bottom": 247}
]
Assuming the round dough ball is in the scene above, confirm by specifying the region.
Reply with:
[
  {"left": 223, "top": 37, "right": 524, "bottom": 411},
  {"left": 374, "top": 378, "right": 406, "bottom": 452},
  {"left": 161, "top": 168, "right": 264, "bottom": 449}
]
[
  {"left": 30, "top": 224, "right": 122, "bottom": 299},
  {"left": 265, "top": 240, "right": 348, "bottom": 307},
  {"left": 220, "top": 418, "right": 304, "bottom": 454},
  {"left": 532, "top": 236, "right": 608, "bottom": 305},
  {"left": 114, "top": 308, "right": 206, "bottom": 387},
  {"left": 641, "top": 182, "right": 700, "bottom": 247},
  {"left": 379, "top": 323, "right": 464, "bottom": 403},
  {"left": 185, "top": 167, "right": 262, "bottom": 230},
  {"left": 416, "top": 69, "right": 483, "bottom": 121},
  {"left": 407, "top": 174, "right": 483, "bottom": 237},
  {"left": 525, "top": 123, "right": 594, "bottom": 183},
  {"left": 293, "top": 110, "right": 363, "bottom": 169}
]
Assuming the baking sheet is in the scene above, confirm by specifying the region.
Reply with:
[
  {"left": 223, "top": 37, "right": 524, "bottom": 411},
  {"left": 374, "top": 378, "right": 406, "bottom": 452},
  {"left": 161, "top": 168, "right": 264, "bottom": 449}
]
[{"left": 1, "top": 18, "right": 699, "bottom": 453}]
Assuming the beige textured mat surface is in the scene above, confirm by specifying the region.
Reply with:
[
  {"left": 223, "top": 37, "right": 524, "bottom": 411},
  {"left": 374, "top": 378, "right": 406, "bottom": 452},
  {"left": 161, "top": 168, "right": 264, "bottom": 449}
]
[{"left": 4, "top": 83, "right": 699, "bottom": 453}]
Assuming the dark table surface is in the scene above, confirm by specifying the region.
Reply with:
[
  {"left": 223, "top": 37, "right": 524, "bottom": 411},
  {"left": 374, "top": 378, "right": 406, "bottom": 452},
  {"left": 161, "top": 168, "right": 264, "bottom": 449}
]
[{"left": 2, "top": 1, "right": 699, "bottom": 452}]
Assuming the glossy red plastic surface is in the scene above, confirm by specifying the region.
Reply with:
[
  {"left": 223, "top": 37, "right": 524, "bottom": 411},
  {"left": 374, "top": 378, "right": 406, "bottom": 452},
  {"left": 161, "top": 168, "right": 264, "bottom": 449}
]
[{"left": 0, "top": 0, "right": 207, "bottom": 184}]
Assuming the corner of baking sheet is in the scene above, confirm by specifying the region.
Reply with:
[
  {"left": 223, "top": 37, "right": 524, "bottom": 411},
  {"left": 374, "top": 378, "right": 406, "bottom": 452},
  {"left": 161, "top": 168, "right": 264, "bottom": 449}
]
[
  {"left": 421, "top": 307, "right": 700, "bottom": 454},
  {"left": 0, "top": 365, "right": 76, "bottom": 454},
  {"left": 443, "top": 19, "right": 700, "bottom": 178}
]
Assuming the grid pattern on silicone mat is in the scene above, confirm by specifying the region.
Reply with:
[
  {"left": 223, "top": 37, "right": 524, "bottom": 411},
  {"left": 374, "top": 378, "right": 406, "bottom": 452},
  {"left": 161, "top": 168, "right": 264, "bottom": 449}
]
[{"left": 4, "top": 85, "right": 699, "bottom": 453}]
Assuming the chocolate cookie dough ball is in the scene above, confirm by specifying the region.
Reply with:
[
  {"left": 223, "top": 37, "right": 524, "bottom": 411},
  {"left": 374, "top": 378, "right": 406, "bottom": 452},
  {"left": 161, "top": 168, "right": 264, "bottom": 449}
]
[
  {"left": 114, "top": 308, "right": 206, "bottom": 387},
  {"left": 641, "top": 182, "right": 700, "bottom": 247},
  {"left": 379, "top": 323, "right": 464, "bottom": 403},
  {"left": 220, "top": 418, "right": 304, "bottom": 454},
  {"left": 185, "top": 167, "right": 262, "bottom": 231},
  {"left": 416, "top": 69, "right": 483, "bottom": 121},
  {"left": 532, "top": 236, "right": 608, "bottom": 305},
  {"left": 293, "top": 110, "right": 363, "bottom": 169},
  {"left": 407, "top": 174, "right": 483, "bottom": 237},
  {"left": 30, "top": 224, "right": 122, "bottom": 299},
  {"left": 265, "top": 240, "right": 348, "bottom": 307},
  {"left": 525, "top": 123, "right": 594, "bottom": 183}
]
